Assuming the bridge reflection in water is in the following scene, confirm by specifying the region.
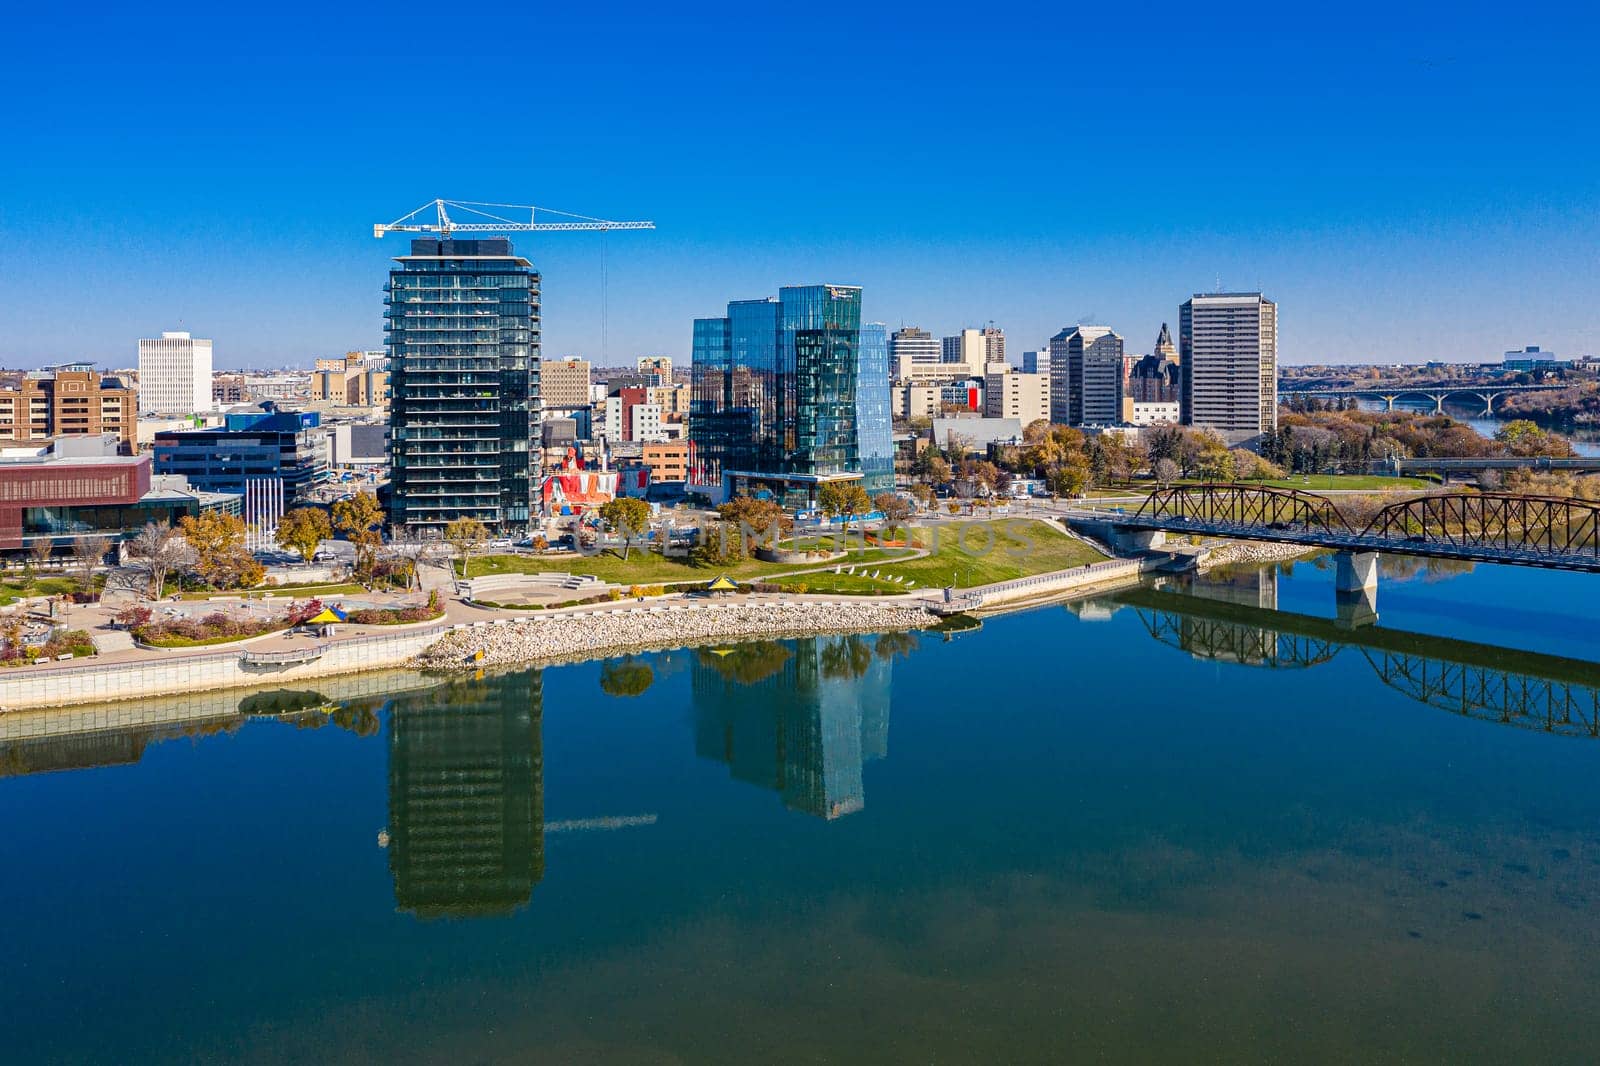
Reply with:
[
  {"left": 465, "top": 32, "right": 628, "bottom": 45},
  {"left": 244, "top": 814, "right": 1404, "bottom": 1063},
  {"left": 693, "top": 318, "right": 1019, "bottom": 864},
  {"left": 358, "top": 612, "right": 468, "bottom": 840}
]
[{"left": 1102, "top": 572, "right": 1600, "bottom": 739}]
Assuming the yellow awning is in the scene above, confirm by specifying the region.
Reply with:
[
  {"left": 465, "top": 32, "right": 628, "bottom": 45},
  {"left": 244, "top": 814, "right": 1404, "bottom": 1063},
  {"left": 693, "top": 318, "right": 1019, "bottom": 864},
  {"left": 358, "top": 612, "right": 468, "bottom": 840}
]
[{"left": 706, "top": 575, "right": 738, "bottom": 591}]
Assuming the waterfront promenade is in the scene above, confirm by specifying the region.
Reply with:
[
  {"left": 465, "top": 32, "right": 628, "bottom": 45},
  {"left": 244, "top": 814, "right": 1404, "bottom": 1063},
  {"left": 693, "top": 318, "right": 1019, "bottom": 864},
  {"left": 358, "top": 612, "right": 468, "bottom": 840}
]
[{"left": 0, "top": 542, "right": 1158, "bottom": 711}]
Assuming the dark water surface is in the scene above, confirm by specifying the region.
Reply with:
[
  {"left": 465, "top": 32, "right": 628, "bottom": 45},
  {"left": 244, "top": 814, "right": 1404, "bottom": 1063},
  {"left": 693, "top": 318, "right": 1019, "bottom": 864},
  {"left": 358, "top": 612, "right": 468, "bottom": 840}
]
[{"left": 4, "top": 559, "right": 1600, "bottom": 1063}]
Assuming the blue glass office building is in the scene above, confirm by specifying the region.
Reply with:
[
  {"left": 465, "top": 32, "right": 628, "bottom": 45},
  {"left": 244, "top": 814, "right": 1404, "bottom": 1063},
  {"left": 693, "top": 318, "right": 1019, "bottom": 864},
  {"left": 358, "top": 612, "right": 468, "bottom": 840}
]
[
  {"left": 691, "top": 285, "right": 887, "bottom": 505},
  {"left": 152, "top": 409, "right": 328, "bottom": 502},
  {"left": 856, "top": 323, "right": 894, "bottom": 494},
  {"left": 385, "top": 239, "right": 540, "bottom": 533}
]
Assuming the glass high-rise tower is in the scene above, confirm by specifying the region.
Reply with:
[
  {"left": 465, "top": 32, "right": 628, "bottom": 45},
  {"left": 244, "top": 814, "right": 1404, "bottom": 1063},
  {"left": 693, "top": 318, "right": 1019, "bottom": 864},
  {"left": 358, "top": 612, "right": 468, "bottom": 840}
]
[
  {"left": 691, "top": 284, "right": 883, "bottom": 505},
  {"left": 385, "top": 238, "right": 540, "bottom": 533}
]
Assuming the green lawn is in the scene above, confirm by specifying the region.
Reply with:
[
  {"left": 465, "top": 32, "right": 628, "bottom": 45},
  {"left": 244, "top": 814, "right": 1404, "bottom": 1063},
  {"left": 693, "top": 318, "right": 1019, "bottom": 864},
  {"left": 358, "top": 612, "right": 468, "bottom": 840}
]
[
  {"left": 457, "top": 544, "right": 913, "bottom": 586},
  {"left": 782, "top": 519, "right": 1107, "bottom": 594},
  {"left": 1167, "top": 474, "right": 1434, "bottom": 492},
  {"left": 0, "top": 575, "right": 89, "bottom": 605}
]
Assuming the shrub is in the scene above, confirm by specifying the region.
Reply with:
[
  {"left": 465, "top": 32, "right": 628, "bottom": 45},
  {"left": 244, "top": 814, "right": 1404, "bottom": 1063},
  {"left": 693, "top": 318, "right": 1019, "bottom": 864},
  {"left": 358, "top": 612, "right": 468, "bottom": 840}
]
[
  {"left": 114, "top": 605, "right": 153, "bottom": 629},
  {"left": 345, "top": 604, "right": 445, "bottom": 625}
]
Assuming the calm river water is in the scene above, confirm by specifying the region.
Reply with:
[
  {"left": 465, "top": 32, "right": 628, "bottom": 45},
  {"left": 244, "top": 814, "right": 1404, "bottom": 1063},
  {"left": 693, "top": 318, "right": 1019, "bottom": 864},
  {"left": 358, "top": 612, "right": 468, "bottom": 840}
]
[{"left": 4, "top": 559, "right": 1600, "bottom": 1063}]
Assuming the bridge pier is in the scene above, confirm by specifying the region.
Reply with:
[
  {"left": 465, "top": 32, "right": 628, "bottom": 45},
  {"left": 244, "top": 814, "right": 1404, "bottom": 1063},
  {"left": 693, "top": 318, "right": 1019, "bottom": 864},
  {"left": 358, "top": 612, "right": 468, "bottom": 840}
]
[
  {"left": 1335, "top": 550, "right": 1378, "bottom": 592},
  {"left": 1114, "top": 529, "right": 1166, "bottom": 553},
  {"left": 1381, "top": 395, "right": 1397, "bottom": 411},
  {"left": 1336, "top": 586, "right": 1380, "bottom": 628},
  {"left": 1428, "top": 393, "right": 1447, "bottom": 414},
  {"left": 1335, "top": 551, "right": 1380, "bottom": 628}
]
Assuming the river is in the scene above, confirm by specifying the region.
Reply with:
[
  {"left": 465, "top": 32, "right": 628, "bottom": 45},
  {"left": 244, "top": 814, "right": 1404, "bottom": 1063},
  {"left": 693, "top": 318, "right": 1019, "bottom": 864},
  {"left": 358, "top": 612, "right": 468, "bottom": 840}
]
[{"left": 3, "top": 559, "right": 1600, "bottom": 1062}]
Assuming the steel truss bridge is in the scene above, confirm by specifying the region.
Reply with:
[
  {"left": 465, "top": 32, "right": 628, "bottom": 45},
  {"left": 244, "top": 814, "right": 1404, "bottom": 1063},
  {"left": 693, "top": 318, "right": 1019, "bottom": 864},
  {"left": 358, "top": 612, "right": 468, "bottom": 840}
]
[
  {"left": 1124, "top": 588, "right": 1600, "bottom": 739},
  {"left": 1110, "top": 485, "right": 1600, "bottom": 573},
  {"left": 1280, "top": 381, "right": 1566, "bottom": 415}
]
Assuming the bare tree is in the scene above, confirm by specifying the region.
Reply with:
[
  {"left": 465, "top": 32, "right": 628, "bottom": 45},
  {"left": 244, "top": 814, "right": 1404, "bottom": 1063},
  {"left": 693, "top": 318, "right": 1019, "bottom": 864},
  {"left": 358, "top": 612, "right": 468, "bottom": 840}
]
[
  {"left": 70, "top": 535, "right": 114, "bottom": 602},
  {"left": 27, "top": 537, "right": 55, "bottom": 573},
  {"left": 127, "top": 523, "right": 198, "bottom": 600}
]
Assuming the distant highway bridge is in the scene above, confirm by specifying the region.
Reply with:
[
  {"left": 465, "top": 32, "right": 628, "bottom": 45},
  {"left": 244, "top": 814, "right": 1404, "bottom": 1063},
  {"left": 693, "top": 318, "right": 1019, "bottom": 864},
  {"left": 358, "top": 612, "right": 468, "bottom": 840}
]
[
  {"left": 1280, "top": 381, "right": 1567, "bottom": 415},
  {"left": 1376, "top": 455, "right": 1600, "bottom": 477}
]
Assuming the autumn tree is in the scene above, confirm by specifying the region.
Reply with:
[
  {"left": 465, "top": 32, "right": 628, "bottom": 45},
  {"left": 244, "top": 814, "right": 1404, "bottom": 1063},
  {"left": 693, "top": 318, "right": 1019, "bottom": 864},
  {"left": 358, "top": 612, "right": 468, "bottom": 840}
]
[
  {"left": 179, "top": 511, "right": 263, "bottom": 589},
  {"left": 1193, "top": 432, "right": 1235, "bottom": 482},
  {"left": 717, "top": 495, "right": 790, "bottom": 553},
  {"left": 818, "top": 482, "right": 872, "bottom": 527},
  {"left": 127, "top": 522, "right": 197, "bottom": 600},
  {"left": 276, "top": 507, "right": 333, "bottom": 565},
  {"left": 443, "top": 516, "right": 489, "bottom": 579},
  {"left": 912, "top": 449, "right": 952, "bottom": 488},
  {"left": 1152, "top": 457, "right": 1180, "bottom": 489},
  {"left": 331, "top": 492, "right": 385, "bottom": 575},
  {"left": 874, "top": 492, "right": 913, "bottom": 524},
  {"left": 599, "top": 497, "right": 652, "bottom": 560}
]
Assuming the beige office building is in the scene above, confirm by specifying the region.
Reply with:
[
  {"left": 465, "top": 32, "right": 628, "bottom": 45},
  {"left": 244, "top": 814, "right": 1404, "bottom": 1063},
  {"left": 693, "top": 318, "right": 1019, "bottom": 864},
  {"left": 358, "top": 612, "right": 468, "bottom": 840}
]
[
  {"left": 984, "top": 366, "right": 1050, "bottom": 426},
  {"left": 1179, "top": 293, "right": 1278, "bottom": 442},
  {"left": 540, "top": 359, "right": 593, "bottom": 408}
]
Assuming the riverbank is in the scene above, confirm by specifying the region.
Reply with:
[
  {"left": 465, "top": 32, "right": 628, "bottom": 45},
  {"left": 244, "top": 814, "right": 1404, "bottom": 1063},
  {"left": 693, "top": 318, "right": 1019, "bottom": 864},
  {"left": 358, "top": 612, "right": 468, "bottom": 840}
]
[
  {"left": 1198, "top": 541, "right": 1320, "bottom": 570},
  {"left": 413, "top": 600, "right": 933, "bottom": 670}
]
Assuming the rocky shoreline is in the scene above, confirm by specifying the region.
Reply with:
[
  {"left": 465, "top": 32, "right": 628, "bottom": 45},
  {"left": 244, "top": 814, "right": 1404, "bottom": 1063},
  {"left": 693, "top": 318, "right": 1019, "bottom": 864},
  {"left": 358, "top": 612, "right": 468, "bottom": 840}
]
[
  {"left": 1198, "top": 540, "right": 1321, "bottom": 570},
  {"left": 413, "top": 600, "right": 935, "bottom": 670}
]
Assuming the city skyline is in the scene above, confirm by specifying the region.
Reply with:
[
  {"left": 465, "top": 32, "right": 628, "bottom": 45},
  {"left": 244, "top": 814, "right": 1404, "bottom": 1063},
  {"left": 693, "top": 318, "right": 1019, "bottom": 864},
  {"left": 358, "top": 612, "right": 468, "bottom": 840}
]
[{"left": 4, "top": 7, "right": 1598, "bottom": 369}]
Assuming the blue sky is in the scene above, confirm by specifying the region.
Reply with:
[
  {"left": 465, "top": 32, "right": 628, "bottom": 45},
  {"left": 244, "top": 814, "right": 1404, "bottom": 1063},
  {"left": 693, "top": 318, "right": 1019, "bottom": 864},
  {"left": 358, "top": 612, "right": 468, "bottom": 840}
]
[{"left": 2, "top": 2, "right": 1597, "bottom": 368}]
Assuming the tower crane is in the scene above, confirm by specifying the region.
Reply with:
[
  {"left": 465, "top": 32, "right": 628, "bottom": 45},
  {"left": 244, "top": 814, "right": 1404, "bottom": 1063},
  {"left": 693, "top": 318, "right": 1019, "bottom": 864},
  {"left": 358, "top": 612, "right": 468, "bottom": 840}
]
[
  {"left": 373, "top": 198, "right": 655, "bottom": 238},
  {"left": 374, "top": 198, "right": 655, "bottom": 360}
]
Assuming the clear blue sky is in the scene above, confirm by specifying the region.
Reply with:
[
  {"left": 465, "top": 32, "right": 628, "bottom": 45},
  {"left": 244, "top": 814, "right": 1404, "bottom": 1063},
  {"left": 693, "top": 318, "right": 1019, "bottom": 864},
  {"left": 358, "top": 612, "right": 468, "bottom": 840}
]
[{"left": 3, "top": 2, "right": 1597, "bottom": 369}]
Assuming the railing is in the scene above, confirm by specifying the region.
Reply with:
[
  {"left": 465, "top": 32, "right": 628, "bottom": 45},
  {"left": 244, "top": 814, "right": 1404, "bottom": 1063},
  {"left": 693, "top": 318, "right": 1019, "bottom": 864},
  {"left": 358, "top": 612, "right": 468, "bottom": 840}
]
[{"left": 240, "top": 646, "right": 330, "bottom": 666}]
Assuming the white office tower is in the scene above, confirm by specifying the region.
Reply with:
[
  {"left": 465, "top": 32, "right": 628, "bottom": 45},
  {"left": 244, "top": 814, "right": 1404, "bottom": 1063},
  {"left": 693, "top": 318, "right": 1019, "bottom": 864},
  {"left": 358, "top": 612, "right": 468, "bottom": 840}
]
[
  {"left": 1179, "top": 293, "right": 1278, "bottom": 442},
  {"left": 889, "top": 327, "right": 942, "bottom": 380},
  {"left": 138, "top": 331, "right": 214, "bottom": 415}
]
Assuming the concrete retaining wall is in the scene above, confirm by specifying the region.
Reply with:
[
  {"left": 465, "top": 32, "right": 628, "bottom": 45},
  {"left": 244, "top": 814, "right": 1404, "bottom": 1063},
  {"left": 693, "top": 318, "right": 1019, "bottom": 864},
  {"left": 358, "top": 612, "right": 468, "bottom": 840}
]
[
  {"left": 969, "top": 558, "right": 1149, "bottom": 608},
  {"left": 0, "top": 626, "right": 452, "bottom": 712}
]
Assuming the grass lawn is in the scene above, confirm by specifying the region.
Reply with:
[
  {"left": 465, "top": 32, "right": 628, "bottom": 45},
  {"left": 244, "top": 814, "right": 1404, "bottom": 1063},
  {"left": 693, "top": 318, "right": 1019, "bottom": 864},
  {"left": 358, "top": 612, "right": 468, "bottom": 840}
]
[
  {"left": 0, "top": 574, "right": 101, "bottom": 606},
  {"left": 457, "top": 546, "right": 906, "bottom": 586},
  {"left": 1166, "top": 474, "right": 1434, "bottom": 492},
  {"left": 782, "top": 519, "right": 1106, "bottom": 594}
]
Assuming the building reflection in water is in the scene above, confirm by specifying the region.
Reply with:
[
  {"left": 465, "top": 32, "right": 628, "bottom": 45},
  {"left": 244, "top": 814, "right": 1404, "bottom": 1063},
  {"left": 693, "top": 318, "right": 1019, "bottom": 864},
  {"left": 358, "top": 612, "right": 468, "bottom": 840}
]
[
  {"left": 692, "top": 635, "right": 894, "bottom": 819},
  {"left": 384, "top": 670, "right": 544, "bottom": 918}
]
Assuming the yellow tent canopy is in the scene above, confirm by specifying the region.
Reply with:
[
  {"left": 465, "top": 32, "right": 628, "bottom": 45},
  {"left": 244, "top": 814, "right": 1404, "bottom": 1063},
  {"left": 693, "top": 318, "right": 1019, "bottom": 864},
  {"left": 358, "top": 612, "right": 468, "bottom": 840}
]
[
  {"left": 706, "top": 575, "right": 738, "bottom": 592},
  {"left": 307, "top": 605, "right": 348, "bottom": 625}
]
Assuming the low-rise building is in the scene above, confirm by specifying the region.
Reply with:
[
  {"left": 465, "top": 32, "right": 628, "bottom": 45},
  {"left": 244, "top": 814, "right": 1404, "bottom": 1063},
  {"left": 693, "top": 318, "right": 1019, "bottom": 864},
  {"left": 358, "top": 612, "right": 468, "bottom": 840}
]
[
  {"left": 1121, "top": 399, "right": 1181, "bottom": 426},
  {"left": 641, "top": 440, "right": 690, "bottom": 482},
  {"left": 893, "top": 383, "right": 941, "bottom": 422},
  {"left": 983, "top": 366, "right": 1050, "bottom": 427},
  {"left": 311, "top": 353, "right": 390, "bottom": 408},
  {"left": 0, "top": 436, "right": 240, "bottom": 553},
  {"left": 930, "top": 417, "right": 1024, "bottom": 455},
  {"left": 0, "top": 365, "right": 136, "bottom": 449},
  {"left": 152, "top": 408, "right": 329, "bottom": 505}
]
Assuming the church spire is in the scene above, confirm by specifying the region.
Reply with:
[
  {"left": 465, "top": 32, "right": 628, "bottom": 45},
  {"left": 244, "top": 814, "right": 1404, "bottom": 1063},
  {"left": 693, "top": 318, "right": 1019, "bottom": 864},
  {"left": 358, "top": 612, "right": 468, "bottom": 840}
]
[{"left": 1154, "top": 322, "right": 1177, "bottom": 363}]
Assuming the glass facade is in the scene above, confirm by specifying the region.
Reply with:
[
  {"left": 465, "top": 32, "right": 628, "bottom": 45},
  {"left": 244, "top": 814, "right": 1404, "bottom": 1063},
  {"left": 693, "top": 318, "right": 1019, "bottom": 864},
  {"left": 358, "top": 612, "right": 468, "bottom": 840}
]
[
  {"left": 690, "top": 285, "right": 879, "bottom": 493},
  {"left": 152, "top": 411, "right": 327, "bottom": 503},
  {"left": 386, "top": 239, "right": 540, "bottom": 532},
  {"left": 855, "top": 322, "right": 894, "bottom": 495}
]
